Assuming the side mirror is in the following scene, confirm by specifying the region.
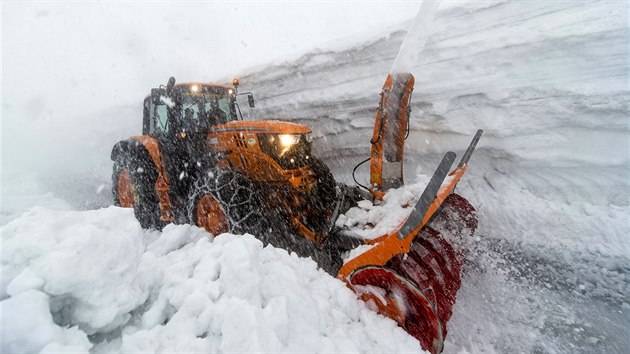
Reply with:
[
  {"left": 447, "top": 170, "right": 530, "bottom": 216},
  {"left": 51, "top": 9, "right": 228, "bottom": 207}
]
[
  {"left": 248, "top": 94, "right": 255, "bottom": 108},
  {"left": 166, "top": 77, "right": 176, "bottom": 95}
]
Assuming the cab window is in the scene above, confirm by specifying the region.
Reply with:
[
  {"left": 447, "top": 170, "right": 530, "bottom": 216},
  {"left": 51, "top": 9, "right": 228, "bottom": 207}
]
[
  {"left": 151, "top": 102, "right": 169, "bottom": 135},
  {"left": 180, "top": 91, "right": 233, "bottom": 130},
  {"left": 180, "top": 104, "right": 204, "bottom": 133}
]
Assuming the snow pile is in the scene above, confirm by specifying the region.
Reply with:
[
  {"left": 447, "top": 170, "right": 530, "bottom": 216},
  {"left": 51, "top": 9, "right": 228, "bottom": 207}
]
[
  {"left": 1, "top": 207, "right": 420, "bottom": 353},
  {"left": 336, "top": 173, "right": 434, "bottom": 240}
]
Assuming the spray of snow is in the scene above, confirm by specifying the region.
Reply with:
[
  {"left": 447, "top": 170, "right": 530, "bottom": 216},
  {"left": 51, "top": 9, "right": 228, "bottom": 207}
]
[{"left": 390, "top": 0, "right": 441, "bottom": 74}]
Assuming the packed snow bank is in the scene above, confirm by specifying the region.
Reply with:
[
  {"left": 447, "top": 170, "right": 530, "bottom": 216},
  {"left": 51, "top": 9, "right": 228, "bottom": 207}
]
[{"left": 1, "top": 207, "right": 420, "bottom": 353}]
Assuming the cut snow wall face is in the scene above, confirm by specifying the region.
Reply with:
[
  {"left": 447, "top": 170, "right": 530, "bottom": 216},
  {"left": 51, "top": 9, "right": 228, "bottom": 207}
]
[{"left": 236, "top": 0, "right": 629, "bottom": 260}]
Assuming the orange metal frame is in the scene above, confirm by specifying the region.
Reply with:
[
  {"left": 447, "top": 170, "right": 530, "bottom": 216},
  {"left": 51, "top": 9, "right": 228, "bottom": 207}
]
[{"left": 369, "top": 74, "right": 415, "bottom": 198}]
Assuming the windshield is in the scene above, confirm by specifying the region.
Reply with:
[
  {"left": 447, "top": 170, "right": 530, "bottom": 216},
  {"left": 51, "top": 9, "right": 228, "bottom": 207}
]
[{"left": 177, "top": 86, "right": 235, "bottom": 133}]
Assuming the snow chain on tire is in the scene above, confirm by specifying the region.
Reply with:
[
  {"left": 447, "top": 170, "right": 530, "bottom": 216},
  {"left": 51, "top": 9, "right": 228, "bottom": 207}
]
[
  {"left": 187, "top": 168, "right": 265, "bottom": 235},
  {"left": 306, "top": 157, "right": 337, "bottom": 232}
]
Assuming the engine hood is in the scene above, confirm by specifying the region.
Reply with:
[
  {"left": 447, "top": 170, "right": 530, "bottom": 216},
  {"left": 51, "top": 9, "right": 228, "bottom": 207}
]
[{"left": 211, "top": 120, "right": 311, "bottom": 134}]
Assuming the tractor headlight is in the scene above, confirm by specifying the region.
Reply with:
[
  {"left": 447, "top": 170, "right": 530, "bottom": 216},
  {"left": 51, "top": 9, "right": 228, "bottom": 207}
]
[
  {"left": 258, "top": 133, "right": 312, "bottom": 170},
  {"left": 278, "top": 134, "right": 301, "bottom": 148}
]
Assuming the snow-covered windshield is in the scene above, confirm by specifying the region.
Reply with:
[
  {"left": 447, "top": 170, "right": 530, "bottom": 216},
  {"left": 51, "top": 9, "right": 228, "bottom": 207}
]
[{"left": 178, "top": 87, "right": 235, "bottom": 133}]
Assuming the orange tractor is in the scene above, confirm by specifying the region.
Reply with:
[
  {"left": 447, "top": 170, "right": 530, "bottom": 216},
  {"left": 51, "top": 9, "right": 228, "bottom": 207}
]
[{"left": 111, "top": 74, "right": 482, "bottom": 353}]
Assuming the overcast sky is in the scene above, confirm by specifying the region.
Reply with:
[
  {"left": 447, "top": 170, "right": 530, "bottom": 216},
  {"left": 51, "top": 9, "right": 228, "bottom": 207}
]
[{"left": 3, "top": 2, "right": 420, "bottom": 88}]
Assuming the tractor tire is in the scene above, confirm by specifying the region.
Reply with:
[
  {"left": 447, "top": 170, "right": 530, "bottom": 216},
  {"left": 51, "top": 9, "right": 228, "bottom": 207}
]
[
  {"left": 112, "top": 147, "right": 161, "bottom": 230},
  {"left": 188, "top": 168, "right": 265, "bottom": 236},
  {"left": 310, "top": 157, "right": 336, "bottom": 207},
  {"left": 306, "top": 157, "right": 337, "bottom": 232}
]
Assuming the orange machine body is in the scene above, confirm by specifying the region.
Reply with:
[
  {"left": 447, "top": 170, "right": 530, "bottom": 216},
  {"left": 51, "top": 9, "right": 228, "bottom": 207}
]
[
  {"left": 369, "top": 73, "right": 415, "bottom": 198},
  {"left": 206, "top": 120, "right": 315, "bottom": 189},
  {"left": 130, "top": 118, "right": 320, "bottom": 236}
]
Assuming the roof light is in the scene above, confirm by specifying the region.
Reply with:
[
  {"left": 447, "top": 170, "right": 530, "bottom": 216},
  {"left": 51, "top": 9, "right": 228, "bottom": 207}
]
[{"left": 191, "top": 84, "right": 199, "bottom": 92}]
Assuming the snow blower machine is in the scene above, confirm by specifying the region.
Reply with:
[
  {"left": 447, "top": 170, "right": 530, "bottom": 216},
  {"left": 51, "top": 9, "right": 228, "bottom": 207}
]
[{"left": 111, "top": 74, "right": 482, "bottom": 353}]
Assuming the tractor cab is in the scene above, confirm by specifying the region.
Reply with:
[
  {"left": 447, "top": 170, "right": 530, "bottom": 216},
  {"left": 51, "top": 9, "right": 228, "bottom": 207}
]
[{"left": 142, "top": 79, "right": 254, "bottom": 137}]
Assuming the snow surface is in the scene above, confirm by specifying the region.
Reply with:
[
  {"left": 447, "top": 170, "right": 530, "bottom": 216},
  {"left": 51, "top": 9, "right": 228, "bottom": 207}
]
[
  {"left": 2, "top": 0, "right": 629, "bottom": 353},
  {"left": 1, "top": 207, "right": 419, "bottom": 353}
]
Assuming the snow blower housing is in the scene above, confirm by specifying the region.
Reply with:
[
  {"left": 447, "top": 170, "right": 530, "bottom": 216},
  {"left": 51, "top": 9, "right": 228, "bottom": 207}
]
[{"left": 111, "top": 75, "right": 482, "bottom": 353}]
